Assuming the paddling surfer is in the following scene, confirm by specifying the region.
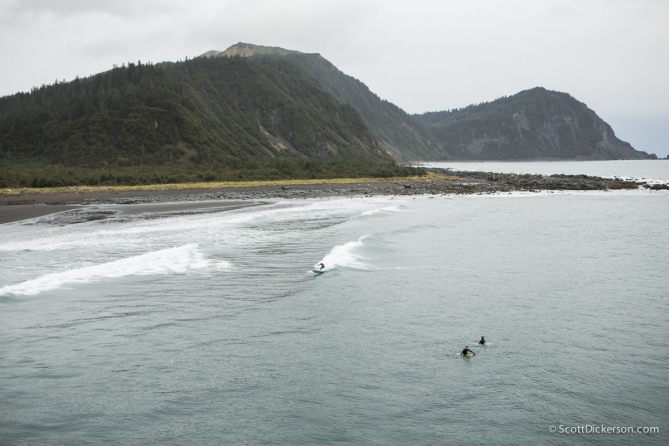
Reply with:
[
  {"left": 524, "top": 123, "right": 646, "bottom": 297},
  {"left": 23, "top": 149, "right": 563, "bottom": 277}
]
[{"left": 460, "top": 346, "right": 474, "bottom": 356}]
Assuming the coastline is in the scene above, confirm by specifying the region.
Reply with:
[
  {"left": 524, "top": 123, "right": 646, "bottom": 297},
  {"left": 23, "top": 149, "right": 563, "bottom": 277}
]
[{"left": 1, "top": 168, "right": 665, "bottom": 225}]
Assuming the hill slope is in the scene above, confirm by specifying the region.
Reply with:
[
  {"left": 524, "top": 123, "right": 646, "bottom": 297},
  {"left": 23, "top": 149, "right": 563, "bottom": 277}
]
[
  {"left": 208, "top": 44, "right": 654, "bottom": 161},
  {"left": 1, "top": 42, "right": 656, "bottom": 183},
  {"left": 204, "top": 43, "right": 442, "bottom": 161},
  {"left": 0, "top": 55, "right": 389, "bottom": 169},
  {"left": 414, "top": 87, "right": 656, "bottom": 160}
]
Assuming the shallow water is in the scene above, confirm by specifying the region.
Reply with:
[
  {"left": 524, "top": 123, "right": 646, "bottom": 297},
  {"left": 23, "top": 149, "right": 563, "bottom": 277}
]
[{"left": 1, "top": 167, "right": 668, "bottom": 445}]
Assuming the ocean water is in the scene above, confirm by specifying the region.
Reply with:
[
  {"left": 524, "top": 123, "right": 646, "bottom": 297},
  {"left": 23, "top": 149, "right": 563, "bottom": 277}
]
[
  {"left": 418, "top": 159, "right": 669, "bottom": 183},
  {"left": 1, "top": 163, "right": 668, "bottom": 445}
]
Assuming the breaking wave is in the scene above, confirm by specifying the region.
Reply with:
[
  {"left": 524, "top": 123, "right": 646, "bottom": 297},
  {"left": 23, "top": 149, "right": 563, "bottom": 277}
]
[
  {"left": 0, "top": 244, "right": 226, "bottom": 296},
  {"left": 316, "top": 236, "right": 368, "bottom": 271},
  {"left": 361, "top": 206, "right": 402, "bottom": 217}
]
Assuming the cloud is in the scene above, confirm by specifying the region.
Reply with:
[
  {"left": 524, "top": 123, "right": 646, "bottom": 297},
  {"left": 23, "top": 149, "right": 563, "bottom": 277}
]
[
  {"left": 3, "top": 0, "right": 156, "bottom": 18},
  {"left": 181, "top": 0, "right": 380, "bottom": 63},
  {"left": 0, "top": 0, "right": 667, "bottom": 153}
]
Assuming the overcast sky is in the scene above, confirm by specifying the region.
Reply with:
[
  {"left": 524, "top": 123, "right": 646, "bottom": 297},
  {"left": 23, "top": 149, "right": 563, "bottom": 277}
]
[{"left": 1, "top": 0, "right": 668, "bottom": 156}]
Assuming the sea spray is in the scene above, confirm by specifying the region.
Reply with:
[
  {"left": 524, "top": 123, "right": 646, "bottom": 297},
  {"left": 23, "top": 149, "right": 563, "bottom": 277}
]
[{"left": 316, "top": 236, "right": 368, "bottom": 271}]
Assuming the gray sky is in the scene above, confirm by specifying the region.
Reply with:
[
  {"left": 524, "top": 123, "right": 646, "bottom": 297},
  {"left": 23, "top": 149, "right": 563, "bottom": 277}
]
[{"left": 1, "top": 0, "right": 668, "bottom": 156}]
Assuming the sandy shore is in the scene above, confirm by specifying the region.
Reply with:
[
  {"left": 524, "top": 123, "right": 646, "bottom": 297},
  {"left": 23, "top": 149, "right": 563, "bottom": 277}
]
[
  {"left": 1, "top": 168, "right": 657, "bottom": 225},
  {"left": 0, "top": 182, "right": 397, "bottom": 224},
  {"left": 0, "top": 204, "right": 85, "bottom": 224},
  {"left": 0, "top": 199, "right": 266, "bottom": 225}
]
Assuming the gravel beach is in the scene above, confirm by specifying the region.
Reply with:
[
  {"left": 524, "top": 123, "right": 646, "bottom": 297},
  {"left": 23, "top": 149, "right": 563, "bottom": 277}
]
[{"left": 1, "top": 168, "right": 662, "bottom": 225}]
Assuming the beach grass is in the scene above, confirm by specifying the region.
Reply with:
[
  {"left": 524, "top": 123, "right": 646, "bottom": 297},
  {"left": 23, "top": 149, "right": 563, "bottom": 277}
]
[{"left": 1, "top": 172, "right": 447, "bottom": 196}]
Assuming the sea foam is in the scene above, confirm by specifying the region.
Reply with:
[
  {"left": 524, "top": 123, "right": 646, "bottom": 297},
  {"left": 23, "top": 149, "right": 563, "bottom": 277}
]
[
  {"left": 361, "top": 206, "right": 402, "bottom": 217},
  {"left": 317, "top": 236, "right": 368, "bottom": 270},
  {"left": 0, "top": 244, "right": 225, "bottom": 296}
]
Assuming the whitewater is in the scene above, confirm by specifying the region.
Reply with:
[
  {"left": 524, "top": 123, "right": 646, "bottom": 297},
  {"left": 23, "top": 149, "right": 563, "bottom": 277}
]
[{"left": 1, "top": 161, "right": 668, "bottom": 445}]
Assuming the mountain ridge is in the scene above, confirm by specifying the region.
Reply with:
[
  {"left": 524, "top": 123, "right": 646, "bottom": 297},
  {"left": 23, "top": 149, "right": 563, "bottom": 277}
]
[
  {"left": 203, "top": 43, "right": 441, "bottom": 161},
  {"left": 413, "top": 87, "right": 655, "bottom": 160},
  {"left": 0, "top": 55, "right": 392, "bottom": 175},
  {"left": 0, "top": 42, "right": 657, "bottom": 185},
  {"left": 205, "top": 43, "right": 656, "bottom": 161}
]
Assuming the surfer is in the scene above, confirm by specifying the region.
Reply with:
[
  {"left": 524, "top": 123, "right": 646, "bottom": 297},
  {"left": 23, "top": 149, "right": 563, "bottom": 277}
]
[
  {"left": 317, "top": 263, "right": 325, "bottom": 270},
  {"left": 461, "top": 346, "right": 474, "bottom": 356},
  {"left": 479, "top": 336, "right": 485, "bottom": 345}
]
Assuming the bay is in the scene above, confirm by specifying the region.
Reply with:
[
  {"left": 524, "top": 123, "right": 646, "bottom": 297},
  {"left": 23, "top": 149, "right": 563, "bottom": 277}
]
[{"left": 1, "top": 161, "right": 667, "bottom": 445}]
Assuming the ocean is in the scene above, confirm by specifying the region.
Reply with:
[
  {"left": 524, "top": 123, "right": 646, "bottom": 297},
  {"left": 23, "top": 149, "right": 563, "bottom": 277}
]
[{"left": 1, "top": 161, "right": 668, "bottom": 445}]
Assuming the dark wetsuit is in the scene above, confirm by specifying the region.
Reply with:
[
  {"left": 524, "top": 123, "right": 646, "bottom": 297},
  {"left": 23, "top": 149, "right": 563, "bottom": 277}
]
[
  {"left": 461, "top": 348, "right": 473, "bottom": 356},
  {"left": 318, "top": 263, "right": 325, "bottom": 270},
  {"left": 479, "top": 338, "right": 485, "bottom": 345}
]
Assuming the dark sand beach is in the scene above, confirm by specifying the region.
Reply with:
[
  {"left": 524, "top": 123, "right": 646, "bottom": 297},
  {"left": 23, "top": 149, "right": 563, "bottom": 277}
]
[
  {"left": 0, "top": 199, "right": 266, "bottom": 225},
  {"left": 0, "top": 204, "right": 85, "bottom": 225},
  {"left": 1, "top": 168, "right": 652, "bottom": 225}
]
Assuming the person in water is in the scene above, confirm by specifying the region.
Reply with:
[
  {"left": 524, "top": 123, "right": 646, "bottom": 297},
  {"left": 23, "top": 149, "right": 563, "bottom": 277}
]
[
  {"left": 461, "top": 346, "right": 474, "bottom": 356},
  {"left": 479, "top": 336, "right": 485, "bottom": 345},
  {"left": 317, "top": 263, "right": 325, "bottom": 270}
]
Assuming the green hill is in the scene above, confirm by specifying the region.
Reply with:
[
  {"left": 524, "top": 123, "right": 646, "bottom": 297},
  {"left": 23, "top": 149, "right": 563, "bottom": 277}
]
[
  {"left": 0, "top": 55, "right": 424, "bottom": 187},
  {"left": 0, "top": 55, "right": 389, "bottom": 166},
  {"left": 0, "top": 43, "right": 656, "bottom": 189},
  {"left": 204, "top": 43, "right": 443, "bottom": 161},
  {"left": 209, "top": 44, "right": 654, "bottom": 161},
  {"left": 413, "top": 87, "right": 656, "bottom": 160}
]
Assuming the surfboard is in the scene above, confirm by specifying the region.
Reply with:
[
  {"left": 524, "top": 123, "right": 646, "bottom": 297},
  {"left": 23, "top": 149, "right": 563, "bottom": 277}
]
[
  {"left": 312, "top": 269, "right": 325, "bottom": 275},
  {"left": 457, "top": 352, "right": 475, "bottom": 357}
]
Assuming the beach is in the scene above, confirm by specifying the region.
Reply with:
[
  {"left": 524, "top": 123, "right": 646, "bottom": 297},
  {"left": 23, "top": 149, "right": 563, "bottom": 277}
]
[{"left": 0, "top": 168, "right": 652, "bottom": 224}]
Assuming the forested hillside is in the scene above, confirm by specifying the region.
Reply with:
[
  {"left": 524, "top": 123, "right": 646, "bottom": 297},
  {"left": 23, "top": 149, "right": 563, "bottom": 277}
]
[
  {"left": 281, "top": 53, "right": 442, "bottom": 161},
  {"left": 209, "top": 43, "right": 654, "bottom": 162},
  {"left": 0, "top": 55, "right": 423, "bottom": 187},
  {"left": 413, "top": 88, "right": 656, "bottom": 160},
  {"left": 204, "top": 43, "right": 442, "bottom": 161},
  {"left": 0, "top": 43, "right": 656, "bottom": 189},
  {"left": 0, "top": 55, "right": 393, "bottom": 165}
]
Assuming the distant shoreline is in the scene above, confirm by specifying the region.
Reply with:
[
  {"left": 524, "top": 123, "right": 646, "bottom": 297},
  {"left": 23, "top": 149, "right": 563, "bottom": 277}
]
[
  {"left": 414, "top": 158, "right": 668, "bottom": 163},
  {"left": 1, "top": 169, "right": 665, "bottom": 225}
]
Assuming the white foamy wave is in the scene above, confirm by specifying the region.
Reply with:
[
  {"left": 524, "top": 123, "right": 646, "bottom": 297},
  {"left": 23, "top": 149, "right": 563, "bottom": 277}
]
[
  {"left": 361, "top": 206, "right": 402, "bottom": 217},
  {"left": 0, "top": 244, "right": 223, "bottom": 296},
  {"left": 317, "top": 236, "right": 368, "bottom": 271}
]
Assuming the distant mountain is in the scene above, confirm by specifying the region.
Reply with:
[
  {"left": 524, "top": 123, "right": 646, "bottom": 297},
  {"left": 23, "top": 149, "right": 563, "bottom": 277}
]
[
  {"left": 413, "top": 87, "right": 656, "bottom": 160},
  {"left": 204, "top": 43, "right": 441, "bottom": 161},
  {"left": 207, "top": 43, "right": 654, "bottom": 161},
  {"left": 0, "top": 55, "right": 389, "bottom": 168},
  {"left": 0, "top": 42, "right": 656, "bottom": 175}
]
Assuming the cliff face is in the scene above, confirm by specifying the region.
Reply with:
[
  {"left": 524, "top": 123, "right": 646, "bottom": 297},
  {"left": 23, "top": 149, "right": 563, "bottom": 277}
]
[{"left": 413, "top": 88, "right": 656, "bottom": 160}]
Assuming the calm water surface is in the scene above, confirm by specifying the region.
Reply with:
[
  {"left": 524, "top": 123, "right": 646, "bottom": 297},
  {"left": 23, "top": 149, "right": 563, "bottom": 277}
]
[
  {"left": 419, "top": 159, "right": 669, "bottom": 182},
  {"left": 1, "top": 162, "right": 668, "bottom": 445}
]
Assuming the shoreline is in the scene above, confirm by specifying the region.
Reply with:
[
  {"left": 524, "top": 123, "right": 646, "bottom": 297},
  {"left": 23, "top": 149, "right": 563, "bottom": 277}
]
[{"left": 1, "top": 168, "right": 666, "bottom": 225}]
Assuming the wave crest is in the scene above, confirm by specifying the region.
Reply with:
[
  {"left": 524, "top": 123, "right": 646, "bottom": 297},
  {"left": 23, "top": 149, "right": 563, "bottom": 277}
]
[
  {"left": 317, "top": 236, "right": 368, "bottom": 270},
  {"left": 0, "top": 244, "right": 223, "bottom": 296},
  {"left": 361, "top": 206, "right": 402, "bottom": 217}
]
